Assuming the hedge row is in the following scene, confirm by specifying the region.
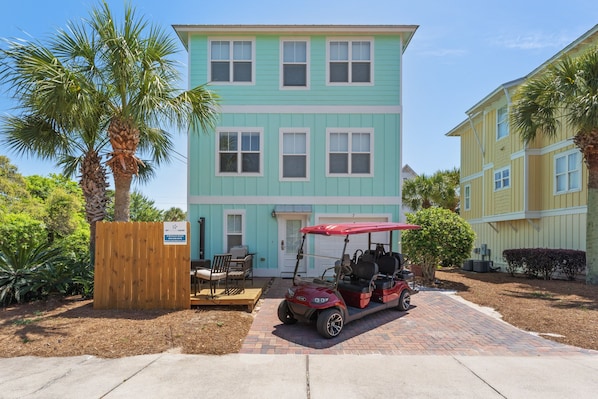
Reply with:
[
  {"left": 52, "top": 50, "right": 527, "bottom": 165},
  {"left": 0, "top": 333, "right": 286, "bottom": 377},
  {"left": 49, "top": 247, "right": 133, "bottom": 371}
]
[{"left": 502, "top": 248, "right": 586, "bottom": 280}]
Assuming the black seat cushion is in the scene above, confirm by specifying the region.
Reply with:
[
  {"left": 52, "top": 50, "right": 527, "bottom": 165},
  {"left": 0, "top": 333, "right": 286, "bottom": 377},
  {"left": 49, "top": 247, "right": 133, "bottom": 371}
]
[{"left": 377, "top": 255, "right": 398, "bottom": 276}]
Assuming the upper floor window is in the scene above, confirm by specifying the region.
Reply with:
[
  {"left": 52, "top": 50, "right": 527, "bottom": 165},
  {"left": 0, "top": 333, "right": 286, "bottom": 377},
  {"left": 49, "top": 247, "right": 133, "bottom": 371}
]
[
  {"left": 327, "top": 129, "right": 373, "bottom": 176},
  {"left": 497, "top": 106, "right": 509, "bottom": 140},
  {"left": 555, "top": 150, "right": 581, "bottom": 194},
  {"left": 464, "top": 184, "right": 471, "bottom": 211},
  {"left": 281, "top": 129, "right": 309, "bottom": 180},
  {"left": 210, "top": 40, "right": 253, "bottom": 83},
  {"left": 224, "top": 210, "right": 244, "bottom": 251},
  {"left": 217, "top": 129, "right": 262, "bottom": 175},
  {"left": 328, "top": 39, "right": 372, "bottom": 84},
  {"left": 494, "top": 167, "right": 510, "bottom": 191},
  {"left": 281, "top": 40, "right": 308, "bottom": 88}
]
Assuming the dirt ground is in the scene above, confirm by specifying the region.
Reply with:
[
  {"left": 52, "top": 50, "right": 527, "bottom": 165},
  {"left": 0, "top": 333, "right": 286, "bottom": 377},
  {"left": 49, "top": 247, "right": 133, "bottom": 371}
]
[{"left": 1, "top": 269, "right": 597, "bottom": 358}]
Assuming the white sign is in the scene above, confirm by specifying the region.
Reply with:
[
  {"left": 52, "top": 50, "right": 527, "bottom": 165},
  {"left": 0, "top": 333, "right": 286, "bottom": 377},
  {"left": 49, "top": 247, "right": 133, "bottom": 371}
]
[{"left": 163, "top": 222, "right": 187, "bottom": 245}]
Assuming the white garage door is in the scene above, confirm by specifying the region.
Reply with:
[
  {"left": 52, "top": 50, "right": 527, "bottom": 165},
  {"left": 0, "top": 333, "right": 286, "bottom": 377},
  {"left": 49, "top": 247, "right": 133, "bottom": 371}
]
[{"left": 311, "top": 216, "right": 389, "bottom": 278}]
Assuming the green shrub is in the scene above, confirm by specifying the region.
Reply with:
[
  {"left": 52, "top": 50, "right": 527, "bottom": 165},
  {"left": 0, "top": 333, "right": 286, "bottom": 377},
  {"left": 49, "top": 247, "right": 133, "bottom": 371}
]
[
  {"left": 503, "top": 248, "right": 586, "bottom": 280},
  {"left": 0, "top": 213, "right": 47, "bottom": 252},
  {"left": 0, "top": 242, "right": 67, "bottom": 305},
  {"left": 402, "top": 207, "right": 476, "bottom": 284}
]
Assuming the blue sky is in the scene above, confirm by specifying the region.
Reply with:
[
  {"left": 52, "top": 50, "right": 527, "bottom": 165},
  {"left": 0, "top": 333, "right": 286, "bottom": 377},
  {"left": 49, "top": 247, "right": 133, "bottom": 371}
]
[{"left": 1, "top": 0, "right": 597, "bottom": 210}]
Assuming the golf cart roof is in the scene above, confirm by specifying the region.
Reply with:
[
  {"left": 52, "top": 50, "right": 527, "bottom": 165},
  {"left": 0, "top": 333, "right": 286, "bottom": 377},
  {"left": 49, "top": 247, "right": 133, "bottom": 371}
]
[{"left": 300, "top": 222, "right": 420, "bottom": 236}]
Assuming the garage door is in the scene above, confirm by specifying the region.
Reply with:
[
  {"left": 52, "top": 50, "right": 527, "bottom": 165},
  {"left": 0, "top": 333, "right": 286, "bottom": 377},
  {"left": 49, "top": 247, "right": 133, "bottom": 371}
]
[{"left": 311, "top": 216, "right": 389, "bottom": 278}]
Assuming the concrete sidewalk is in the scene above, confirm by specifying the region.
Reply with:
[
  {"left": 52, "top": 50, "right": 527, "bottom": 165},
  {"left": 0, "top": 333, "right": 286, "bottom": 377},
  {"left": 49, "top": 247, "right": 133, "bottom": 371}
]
[{"left": 2, "top": 353, "right": 598, "bottom": 398}]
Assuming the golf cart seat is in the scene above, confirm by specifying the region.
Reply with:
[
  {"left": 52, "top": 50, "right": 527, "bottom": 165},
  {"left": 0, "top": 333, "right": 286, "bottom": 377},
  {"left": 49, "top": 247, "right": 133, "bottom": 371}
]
[
  {"left": 338, "top": 260, "right": 379, "bottom": 308},
  {"left": 374, "top": 255, "right": 399, "bottom": 290}
]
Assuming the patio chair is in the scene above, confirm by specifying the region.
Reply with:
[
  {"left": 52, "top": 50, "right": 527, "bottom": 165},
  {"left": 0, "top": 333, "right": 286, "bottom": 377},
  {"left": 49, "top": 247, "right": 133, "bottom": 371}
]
[
  {"left": 195, "top": 254, "right": 231, "bottom": 298},
  {"left": 227, "top": 254, "right": 253, "bottom": 294}
]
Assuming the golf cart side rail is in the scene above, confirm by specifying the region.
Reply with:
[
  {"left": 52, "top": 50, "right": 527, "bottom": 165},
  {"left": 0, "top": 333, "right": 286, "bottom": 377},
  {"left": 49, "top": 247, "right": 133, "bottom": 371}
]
[{"left": 300, "top": 222, "right": 420, "bottom": 236}]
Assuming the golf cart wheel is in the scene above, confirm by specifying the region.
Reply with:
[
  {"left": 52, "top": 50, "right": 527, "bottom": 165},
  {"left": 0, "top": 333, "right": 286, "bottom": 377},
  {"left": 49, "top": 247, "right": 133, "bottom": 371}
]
[
  {"left": 316, "top": 308, "right": 344, "bottom": 339},
  {"left": 397, "top": 290, "right": 411, "bottom": 311},
  {"left": 277, "top": 300, "right": 298, "bottom": 324}
]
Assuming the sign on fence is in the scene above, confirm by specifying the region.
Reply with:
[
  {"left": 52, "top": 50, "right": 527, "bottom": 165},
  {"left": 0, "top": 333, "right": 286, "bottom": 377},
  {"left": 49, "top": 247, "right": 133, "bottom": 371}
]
[{"left": 163, "top": 221, "right": 187, "bottom": 245}]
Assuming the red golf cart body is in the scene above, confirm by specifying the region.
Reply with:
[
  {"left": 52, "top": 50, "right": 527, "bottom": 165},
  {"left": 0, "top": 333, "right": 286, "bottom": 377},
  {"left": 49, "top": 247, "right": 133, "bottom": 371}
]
[{"left": 278, "top": 222, "right": 420, "bottom": 339}]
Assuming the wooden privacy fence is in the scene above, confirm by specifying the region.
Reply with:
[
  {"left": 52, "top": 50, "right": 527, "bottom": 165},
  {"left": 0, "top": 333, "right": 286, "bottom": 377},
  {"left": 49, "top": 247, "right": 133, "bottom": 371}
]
[{"left": 94, "top": 222, "right": 191, "bottom": 310}]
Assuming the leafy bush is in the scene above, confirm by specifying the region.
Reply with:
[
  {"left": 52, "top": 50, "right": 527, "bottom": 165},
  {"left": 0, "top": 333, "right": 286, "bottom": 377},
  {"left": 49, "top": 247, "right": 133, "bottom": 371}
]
[
  {"left": 503, "top": 248, "right": 586, "bottom": 280},
  {"left": 0, "top": 213, "right": 47, "bottom": 252},
  {"left": 402, "top": 207, "right": 476, "bottom": 284}
]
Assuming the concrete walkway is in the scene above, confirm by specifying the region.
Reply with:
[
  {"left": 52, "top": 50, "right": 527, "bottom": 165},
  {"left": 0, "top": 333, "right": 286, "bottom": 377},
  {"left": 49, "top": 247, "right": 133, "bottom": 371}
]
[{"left": 1, "top": 278, "right": 597, "bottom": 398}]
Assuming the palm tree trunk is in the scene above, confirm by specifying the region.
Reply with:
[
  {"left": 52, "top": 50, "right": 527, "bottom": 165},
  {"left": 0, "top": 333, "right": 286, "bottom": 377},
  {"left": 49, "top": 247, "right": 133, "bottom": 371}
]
[
  {"left": 80, "top": 150, "right": 108, "bottom": 264},
  {"left": 575, "top": 131, "right": 598, "bottom": 284},
  {"left": 113, "top": 173, "right": 133, "bottom": 222},
  {"left": 106, "top": 117, "right": 140, "bottom": 222}
]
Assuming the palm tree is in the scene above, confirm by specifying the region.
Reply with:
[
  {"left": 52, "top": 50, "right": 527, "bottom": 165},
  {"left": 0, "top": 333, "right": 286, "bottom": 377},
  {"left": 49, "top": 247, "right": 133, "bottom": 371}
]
[
  {"left": 85, "top": 1, "right": 219, "bottom": 221},
  {"left": 163, "top": 207, "right": 187, "bottom": 221},
  {"left": 511, "top": 45, "right": 598, "bottom": 284},
  {"left": 402, "top": 169, "right": 460, "bottom": 212},
  {"left": 1, "top": 1, "right": 219, "bottom": 223}
]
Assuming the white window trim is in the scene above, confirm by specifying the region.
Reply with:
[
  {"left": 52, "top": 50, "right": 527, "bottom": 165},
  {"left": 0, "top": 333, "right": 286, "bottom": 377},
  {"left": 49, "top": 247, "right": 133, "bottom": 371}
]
[
  {"left": 279, "top": 128, "right": 310, "bottom": 181},
  {"left": 279, "top": 38, "right": 310, "bottom": 90},
  {"left": 464, "top": 184, "right": 471, "bottom": 211},
  {"left": 554, "top": 149, "right": 582, "bottom": 195},
  {"left": 326, "top": 37, "right": 374, "bottom": 86},
  {"left": 325, "top": 128, "right": 374, "bottom": 177},
  {"left": 493, "top": 166, "right": 510, "bottom": 191},
  {"left": 207, "top": 37, "right": 256, "bottom": 85},
  {"left": 496, "top": 105, "right": 509, "bottom": 141},
  {"left": 215, "top": 127, "right": 264, "bottom": 176},
  {"left": 223, "top": 209, "right": 245, "bottom": 253}
]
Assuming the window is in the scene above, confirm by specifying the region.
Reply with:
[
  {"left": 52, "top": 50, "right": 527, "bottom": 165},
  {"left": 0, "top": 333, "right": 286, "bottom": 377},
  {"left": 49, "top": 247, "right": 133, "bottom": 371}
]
[
  {"left": 555, "top": 151, "right": 581, "bottom": 193},
  {"left": 464, "top": 184, "right": 471, "bottom": 211},
  {"left": 497, "top": 106, "right": 509, "bottom": 140},
  {"left": 327, "top": 129, "right": 373, "bottom": 175},
  {"left": 494, "top": 167, "right": 510, "bottom": 190},
  {"left": 224, "top": 211, "right": 244, "bottom": 251},
  {"left": 210, "top": 40, "right": 253, "bottom": 83},
  {"left": 218, "top": 129, "right": 262, "bottom": 175},
  {"left": 281, "top": 40, "right": 308, "bottom": 87},
  {"left": 328, "top": 40, "right": 372, "bottom": 84},
  {"left": 281, "top": 130, "right": 309, "bottom": 180}
]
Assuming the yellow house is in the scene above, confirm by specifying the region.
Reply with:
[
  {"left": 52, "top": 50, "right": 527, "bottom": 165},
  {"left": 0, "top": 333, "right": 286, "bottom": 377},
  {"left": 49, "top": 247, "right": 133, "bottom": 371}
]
[{"left": 447, "top": 24, "right": 598, "bottom": 271}]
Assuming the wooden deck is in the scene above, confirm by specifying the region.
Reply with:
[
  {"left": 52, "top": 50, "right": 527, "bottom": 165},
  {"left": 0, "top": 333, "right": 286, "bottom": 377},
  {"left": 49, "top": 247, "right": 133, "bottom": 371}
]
[{"left": 190, "top": 287, "right": 262, "bottom": 312}]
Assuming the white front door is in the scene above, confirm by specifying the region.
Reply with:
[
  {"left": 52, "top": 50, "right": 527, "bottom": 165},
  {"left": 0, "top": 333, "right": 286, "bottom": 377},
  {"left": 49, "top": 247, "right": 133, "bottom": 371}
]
[{"left": 278, "top": 216, "right": 307, "bottom": 276}]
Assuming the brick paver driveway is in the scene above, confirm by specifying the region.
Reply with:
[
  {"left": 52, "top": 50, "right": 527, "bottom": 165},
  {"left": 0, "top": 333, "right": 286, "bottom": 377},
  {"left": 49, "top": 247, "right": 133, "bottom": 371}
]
[{"left": 240, "top": 278, "right": 596, "bottom": 356}]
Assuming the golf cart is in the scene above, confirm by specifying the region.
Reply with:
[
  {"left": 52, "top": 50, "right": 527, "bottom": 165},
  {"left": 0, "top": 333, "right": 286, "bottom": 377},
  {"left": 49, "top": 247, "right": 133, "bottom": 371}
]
[{"left": 277, "top": 222, "right": 420, "bottom": 339}]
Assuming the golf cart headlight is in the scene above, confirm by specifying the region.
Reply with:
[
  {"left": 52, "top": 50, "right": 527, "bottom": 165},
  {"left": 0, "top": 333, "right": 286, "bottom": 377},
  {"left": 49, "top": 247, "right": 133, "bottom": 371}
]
[{"left": 312, "top": 297, "right": 329, "bottom": 304}]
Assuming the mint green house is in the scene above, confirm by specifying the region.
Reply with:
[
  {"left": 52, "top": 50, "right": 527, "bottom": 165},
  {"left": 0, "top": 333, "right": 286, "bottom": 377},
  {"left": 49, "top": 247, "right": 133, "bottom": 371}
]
[{"left": 173, "top": 25, "right": 417, "bottom": 277}]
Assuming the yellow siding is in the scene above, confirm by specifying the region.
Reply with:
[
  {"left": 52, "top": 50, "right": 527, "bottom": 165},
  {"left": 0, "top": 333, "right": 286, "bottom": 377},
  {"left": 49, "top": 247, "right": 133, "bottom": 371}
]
[
  {"left": 527, "top": 155, "right": 543, "bottom": 211},
  {"left": 469, "top": 213, "right": 586, "bottom": 270}
]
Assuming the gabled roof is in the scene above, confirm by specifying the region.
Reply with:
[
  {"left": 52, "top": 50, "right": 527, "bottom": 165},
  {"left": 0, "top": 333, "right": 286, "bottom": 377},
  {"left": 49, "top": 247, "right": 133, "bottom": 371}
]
[
  {"left": 446, "top": 23, "right": 598, "bottom": 137},
  {"left": 172, "top": 24, "right": 418, "bottom": 52}
]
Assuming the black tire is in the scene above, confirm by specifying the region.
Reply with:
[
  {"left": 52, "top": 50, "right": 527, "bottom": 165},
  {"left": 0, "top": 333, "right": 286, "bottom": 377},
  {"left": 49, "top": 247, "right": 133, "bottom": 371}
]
[
  {"left": 316, "top": 308, "right": 344, "bottom": 339},
  {"left": 397, "top": 290, "right": 411, "bottom": 311},
  {"left": 277, "top": 300, "right": 298, "bottom": 324}
]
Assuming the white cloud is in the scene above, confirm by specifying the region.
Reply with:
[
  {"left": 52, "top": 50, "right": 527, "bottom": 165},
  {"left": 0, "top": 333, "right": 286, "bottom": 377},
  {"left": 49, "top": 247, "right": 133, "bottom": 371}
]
[{"left": 490, "top": 31, "right": 574, "bottom": 50}]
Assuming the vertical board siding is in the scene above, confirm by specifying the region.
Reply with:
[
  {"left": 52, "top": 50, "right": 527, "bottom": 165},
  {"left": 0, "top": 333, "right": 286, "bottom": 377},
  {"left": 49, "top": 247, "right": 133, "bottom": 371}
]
[
  {"left": 470, "top": 212, "right": 586, "bottom": 269},
  {"left": 190, "top": 112, "right": 400, "bottom": 198},
  {"left": 94, "top": 222, "right": 190, "bottom": 310},
  {"left": 189, "top": 34, "right": 403, "bottom": 106},
  {"left": 188, "top": 203, "right": 399, "bottom": 268}
]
